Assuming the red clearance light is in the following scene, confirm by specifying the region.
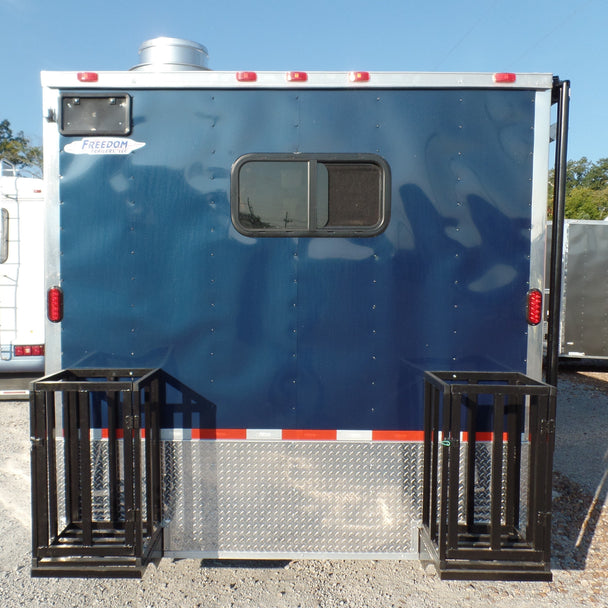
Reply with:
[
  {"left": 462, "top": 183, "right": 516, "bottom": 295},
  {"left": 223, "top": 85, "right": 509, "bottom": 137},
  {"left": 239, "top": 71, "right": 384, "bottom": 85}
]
[
  {"left": 349, "top": 71, "right": 370, "bottom": 83},
  {"left": 527, "top": 289, "right": 543, "bottom": 325},
  {"left": 77, "top": 72, "right": 99, "bottom": 83},
  {"left": 48, "top": 287, "right": 63, "bottom": 323},
  {"left": 236, "top": 71, "right": 257, "bottom": 82},
  {"left": 493, "top": 72, "right": 516, "bottom": 84},
  {"left": 286, "top": 71, "right": 308, "bottom": 82}
]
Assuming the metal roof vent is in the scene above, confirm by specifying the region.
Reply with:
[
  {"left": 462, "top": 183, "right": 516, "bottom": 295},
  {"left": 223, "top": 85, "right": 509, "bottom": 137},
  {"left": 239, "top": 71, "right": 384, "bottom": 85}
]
[{"left": 131, "top": 37, "right": 210, "bottom": 71}]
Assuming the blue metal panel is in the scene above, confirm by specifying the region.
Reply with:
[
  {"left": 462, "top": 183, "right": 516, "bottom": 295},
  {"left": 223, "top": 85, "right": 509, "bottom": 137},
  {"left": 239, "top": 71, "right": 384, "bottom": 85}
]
[{"left": 58, "top": 88, "right": 536, "bottom": 431}]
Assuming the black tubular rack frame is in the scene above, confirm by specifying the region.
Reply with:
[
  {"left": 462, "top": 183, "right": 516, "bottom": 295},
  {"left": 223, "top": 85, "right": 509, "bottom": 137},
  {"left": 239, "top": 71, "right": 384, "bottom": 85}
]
[
  {"left": 420, "top": 371, "right": 557, "bottom": 581},
  {"left": 30, "top": 368, "right": 165, "bottom": 577}
]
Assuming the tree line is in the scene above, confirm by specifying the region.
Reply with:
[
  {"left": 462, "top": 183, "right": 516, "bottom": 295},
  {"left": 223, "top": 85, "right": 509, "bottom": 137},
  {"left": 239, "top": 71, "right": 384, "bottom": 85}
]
[{"left": 0, "top": 119, "right": 42, "bottom": 175}]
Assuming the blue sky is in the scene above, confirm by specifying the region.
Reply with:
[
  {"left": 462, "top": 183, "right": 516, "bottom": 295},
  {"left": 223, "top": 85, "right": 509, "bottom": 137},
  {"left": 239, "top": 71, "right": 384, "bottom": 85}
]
[{"left": 0, "top": 0, "right": 604, "bottom": 162}]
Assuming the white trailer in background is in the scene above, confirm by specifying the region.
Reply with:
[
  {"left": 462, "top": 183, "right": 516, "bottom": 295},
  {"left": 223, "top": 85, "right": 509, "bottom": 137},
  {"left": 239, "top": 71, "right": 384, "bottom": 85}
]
[{"left": 0, "top": 159, "right": 45, "bottom": 391}]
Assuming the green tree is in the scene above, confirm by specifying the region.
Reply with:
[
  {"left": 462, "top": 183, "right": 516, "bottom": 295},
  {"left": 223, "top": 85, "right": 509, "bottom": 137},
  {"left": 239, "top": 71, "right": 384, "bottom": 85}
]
[
  {"left": 565, "top": 157, "right": 591, "bottom": 191},
  {"left": 583, "top": 158, "right": 608, "bottom": 191},
  {"left": 565, "top": 187, "right": 608, "bottom": 220},
  {"left": 0, "top": 119, "right": 42, "bottom": 175},
  {"left": 548, "top": 157, "right": 608, "bottom": 220}
]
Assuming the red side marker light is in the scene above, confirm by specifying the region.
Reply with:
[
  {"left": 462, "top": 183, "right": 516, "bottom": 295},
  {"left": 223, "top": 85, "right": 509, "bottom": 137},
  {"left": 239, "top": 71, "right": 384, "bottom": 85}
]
[
  {"left": 286, "top": 71, "right": 308, "bottom": 82},
  {"left": 493, "top": 72, "right": 516, "bottom": 84},
  {"left": 236, "top": 71, "right": 257, "bottom": 82},
  {"left": 527, "top": 289, "right": 542, "bottom": 325},
  {"left": 48, "top": 287, "right": 63, "bottom": 322},
  {"left": 77, "top": 72, "right": 99, "bottom": 83},
  {"left": 349, "top": 71, "right": 370, "bottom": 83}
]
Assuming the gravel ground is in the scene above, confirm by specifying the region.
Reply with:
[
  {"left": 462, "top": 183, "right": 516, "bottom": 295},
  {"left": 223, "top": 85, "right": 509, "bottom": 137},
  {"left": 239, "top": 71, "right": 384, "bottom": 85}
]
[{"left": 0, "top": 370, "right": 606, "bottom": 607}]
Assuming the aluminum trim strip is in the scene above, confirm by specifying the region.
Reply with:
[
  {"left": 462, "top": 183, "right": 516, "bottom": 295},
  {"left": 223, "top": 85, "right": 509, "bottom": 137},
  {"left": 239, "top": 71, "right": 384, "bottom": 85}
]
[
  {"left": 527, "top": 88, "right": 552, "bottom": 381},
  {"left": 164, "top": 550, "right": 420, "bottom": 560},
  {"left": 42, "top": 86, "right": 62, "bottom": 377},
  {"left": 41, "top": 71, "right": 554, "bottom": 90}
]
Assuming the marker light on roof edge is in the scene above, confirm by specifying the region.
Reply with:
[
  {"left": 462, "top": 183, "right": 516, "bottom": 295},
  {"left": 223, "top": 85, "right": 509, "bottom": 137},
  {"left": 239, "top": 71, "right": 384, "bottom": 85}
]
[
  {"left": 236, "top": 71, "right": 257, "bottom": 82},
  {"left": 349, "top": 71, "right": 370, "bottom": 83},
  {"left": 286, "top": 71, "right": 308, "bottom": 82},
  {"left": 493, "top": 72, "right": 516, "bottom": 84},
  {"left": 77, "top": 72, "right": 99, "bottom": 82}
]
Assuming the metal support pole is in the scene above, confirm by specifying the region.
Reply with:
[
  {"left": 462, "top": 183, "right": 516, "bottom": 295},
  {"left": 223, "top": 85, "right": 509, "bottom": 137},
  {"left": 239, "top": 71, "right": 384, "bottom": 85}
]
[{"left": 546, "top": 79, "right": 570, "bottom": 387}]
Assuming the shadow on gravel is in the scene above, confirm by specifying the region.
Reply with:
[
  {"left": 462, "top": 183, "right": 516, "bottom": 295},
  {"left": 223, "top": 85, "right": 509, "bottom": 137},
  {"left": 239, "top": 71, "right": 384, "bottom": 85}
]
[
  {"left": 552, "top": 471, "right": 607, "bottom": 570},
  {"left": 552, "top": 364, "right": 608, "bottom": 571}
]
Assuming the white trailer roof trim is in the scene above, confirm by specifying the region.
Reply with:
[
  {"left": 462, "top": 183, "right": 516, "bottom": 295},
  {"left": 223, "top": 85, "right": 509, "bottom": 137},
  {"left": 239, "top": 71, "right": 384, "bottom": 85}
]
[{"left": 41, "top": 70, "right": 554, "bottom": 90}]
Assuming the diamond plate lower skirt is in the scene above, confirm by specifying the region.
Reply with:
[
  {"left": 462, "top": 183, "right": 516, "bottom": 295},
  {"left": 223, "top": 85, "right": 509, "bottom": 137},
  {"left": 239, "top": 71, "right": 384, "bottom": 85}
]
[
  {"left": 52, "top": 438, "right": 517, "bottom": 559},
  {"left": 162, "top": 441, "right": 424, "bottom": 558}
]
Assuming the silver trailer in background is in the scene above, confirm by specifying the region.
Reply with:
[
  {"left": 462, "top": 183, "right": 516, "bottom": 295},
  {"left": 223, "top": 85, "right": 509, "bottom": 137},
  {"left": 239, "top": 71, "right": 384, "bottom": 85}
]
[{"left": 549, "top": 220, "right": 608, "bottom": 359}]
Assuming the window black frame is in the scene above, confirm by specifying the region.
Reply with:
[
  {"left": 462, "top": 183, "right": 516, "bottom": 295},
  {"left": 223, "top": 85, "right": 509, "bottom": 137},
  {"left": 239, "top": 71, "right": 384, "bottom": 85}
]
[{"left": 230, "top": 153, "right": 390, "bottom": 237}]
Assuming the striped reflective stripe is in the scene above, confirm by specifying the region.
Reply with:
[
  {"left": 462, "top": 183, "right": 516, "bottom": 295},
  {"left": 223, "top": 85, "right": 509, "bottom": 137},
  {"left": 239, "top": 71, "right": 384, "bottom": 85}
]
[
  {"left": 75, "top": 429, "right": 520, "bottom": 442},
  {"left": 81, "top": 428, "right": 426, "bottom": 441},
  {"left": 372, "top": 430, "right": 424, "bottom": 441}
]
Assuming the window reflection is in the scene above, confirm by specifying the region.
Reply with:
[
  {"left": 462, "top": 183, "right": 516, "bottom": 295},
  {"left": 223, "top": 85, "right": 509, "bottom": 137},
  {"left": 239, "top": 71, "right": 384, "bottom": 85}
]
[{"left": 238, "top": 162, "right": 308, "bottom": 229}]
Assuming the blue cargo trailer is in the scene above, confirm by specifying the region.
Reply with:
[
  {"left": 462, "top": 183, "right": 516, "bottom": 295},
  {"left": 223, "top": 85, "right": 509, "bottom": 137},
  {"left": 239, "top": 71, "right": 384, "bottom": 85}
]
[{"left": 31, "top": 38, "right": 569, "bottom": 580}]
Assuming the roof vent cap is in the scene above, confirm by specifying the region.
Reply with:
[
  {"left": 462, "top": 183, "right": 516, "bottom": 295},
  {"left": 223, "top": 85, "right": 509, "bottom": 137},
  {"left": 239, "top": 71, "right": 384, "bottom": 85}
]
[{"left": 131, "top": 37, "right": 209, "bottom": 71}]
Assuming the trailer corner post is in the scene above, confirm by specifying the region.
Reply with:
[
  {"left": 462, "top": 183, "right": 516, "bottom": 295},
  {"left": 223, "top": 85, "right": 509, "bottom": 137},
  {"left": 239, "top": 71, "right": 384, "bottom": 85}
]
[{"left": 546, "top": 79, "right": 570, "bottom": 388}]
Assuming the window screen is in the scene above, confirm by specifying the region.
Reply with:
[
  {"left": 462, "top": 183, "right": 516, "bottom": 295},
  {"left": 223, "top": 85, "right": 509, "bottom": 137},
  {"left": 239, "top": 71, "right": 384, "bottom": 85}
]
[{"left": 231, "top": 154, "right": 389, "bottom": 237}]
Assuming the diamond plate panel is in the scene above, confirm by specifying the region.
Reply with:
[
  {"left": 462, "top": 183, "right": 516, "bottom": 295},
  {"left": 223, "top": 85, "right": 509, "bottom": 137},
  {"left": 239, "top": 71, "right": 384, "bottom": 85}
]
[
  {"left": 456, "top": 443, "right": 494, "bottom": 523},
  {"left": 49, "top": 438, "right": 529, "bottom": 557},
  {"left": 55, "top": 440, "right": 67, "bottom": 530},
  {"left": 162, "top": 441, "right": 424, "bottom": 556},
  {"left": 91, "top": 441, "right": 111, "bottom": 519},
  {"left": 48, "top": 440, "right": 528, "bottom": 556},
  {"left": 452, "top": 441, "right": 530, "bottom": 528},
  {"left": 53, "top": 438, "right": 146, "bottom": 525}
]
